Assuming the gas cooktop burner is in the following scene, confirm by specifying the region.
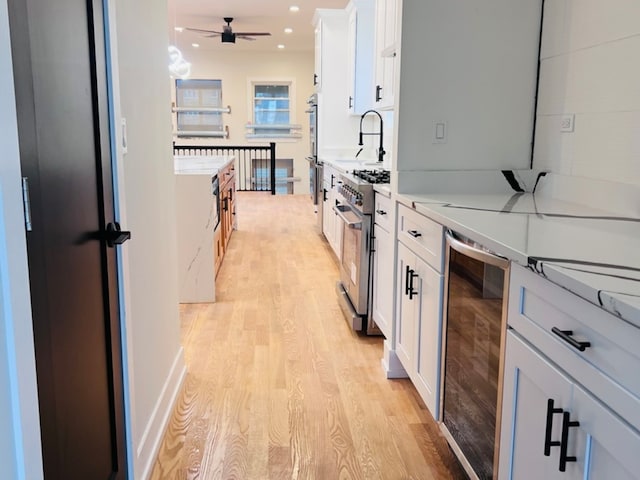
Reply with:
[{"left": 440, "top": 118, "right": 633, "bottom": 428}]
[{"left": 352, "top": 169, "right": 390, "bottom": 184}]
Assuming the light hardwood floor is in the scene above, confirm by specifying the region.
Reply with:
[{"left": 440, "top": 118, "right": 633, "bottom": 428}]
[{"left": 150, "top": 192, "right": 467, "bottom": 480}]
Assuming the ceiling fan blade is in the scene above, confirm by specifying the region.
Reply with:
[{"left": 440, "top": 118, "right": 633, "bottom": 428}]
[
  {"left": 185, "top": 27, "right": 223, "bottom": 35},
  {"left": 234, "top": 32, "right": 271, "bottom": 37},
  {"left": 235, "top": 36, "right": 256, "bottom": 41}
]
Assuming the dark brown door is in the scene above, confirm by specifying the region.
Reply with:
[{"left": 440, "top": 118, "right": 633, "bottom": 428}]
[{"left": 8, "top": 0, "right": 127, "bottom": 478}]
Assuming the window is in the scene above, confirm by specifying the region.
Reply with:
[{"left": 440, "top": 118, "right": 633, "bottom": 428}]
[
  {"left": 175, "top": 79, "right": 227, "bottom": 137},
  {"left": 247, "top": 81, "right": 301, "bottom": 139},
  {"left": 254, "top": 83, "right": 290, "bottom": 135}
]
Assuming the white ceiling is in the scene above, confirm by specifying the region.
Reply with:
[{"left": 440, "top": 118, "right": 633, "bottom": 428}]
[{"left": 167, "top": 0, "right": 350, "bottom": 53}]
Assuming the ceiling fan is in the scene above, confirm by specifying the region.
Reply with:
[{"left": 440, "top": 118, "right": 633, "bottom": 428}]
[{"left": 186, "top": 17, "right": 271, "bottom": 44}]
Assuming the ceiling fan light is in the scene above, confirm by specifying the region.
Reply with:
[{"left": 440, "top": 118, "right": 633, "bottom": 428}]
[{"left": 221, "top": 30, "right": 236, "bottom": 43}]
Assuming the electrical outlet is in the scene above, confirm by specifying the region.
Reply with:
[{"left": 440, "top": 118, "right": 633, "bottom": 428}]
[{"left": 560, "top": 114, "right": 575, "bottom": 133}]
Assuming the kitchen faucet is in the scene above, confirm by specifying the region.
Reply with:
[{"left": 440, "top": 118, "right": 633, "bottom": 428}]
[{"left": 358, "top": 109, "right": 385, "bottom": 163}]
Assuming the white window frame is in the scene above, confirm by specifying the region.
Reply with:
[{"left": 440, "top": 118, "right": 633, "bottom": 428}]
[{"left": 246, "top": 78, "right": 301, "bottom": 142}]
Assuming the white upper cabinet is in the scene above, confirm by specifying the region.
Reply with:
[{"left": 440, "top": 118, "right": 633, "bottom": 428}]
[
  {"left": 373, "top": 0, "right": 399, "bottom": 110},
  {"left": 346, "top": 0, "right": 375, "bottom": 114},
  {"left": 313, "top": 9, "right": 355, "bottom": 153},
  {"left": 313, "top": 20, "right": 322, "bottom": 91}
]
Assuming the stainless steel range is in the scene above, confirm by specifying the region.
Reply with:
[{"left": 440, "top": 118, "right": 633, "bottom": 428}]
[{"left": 334, "top": 168, "right": 389, "bottom": 335}]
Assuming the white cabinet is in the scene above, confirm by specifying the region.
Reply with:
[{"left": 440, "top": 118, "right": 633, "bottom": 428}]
[
  {"left": 396, "top": 242, "right": 417, "bottom": 370},
  {"left": 373, "top": 0, "right": 399, "bottom": 110},
  {"left": 346, "top": 0, "right": 375, "bottom": 114},
  {"left": 394, "top": 204, "right": 444, "bottom": 419},
  {"left": 313, "top": 9, "right": 354, "bottom": 153},
  {"left": 371, "top": 193, "right": 393, "bottom": 337},
  {"left": 321, "top": 164, "right": 343, "bottom": 261},
  {"left": 499, "top": 264, "right": 640, "bottom": 479},
  {"left": 500, "top": 331, "right": 640, "bottom": 480},
  {"left": 313, "top": 20, "right": 322, "bottom": 91}
]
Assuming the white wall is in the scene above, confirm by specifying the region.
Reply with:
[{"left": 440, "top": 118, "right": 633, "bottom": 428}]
[
  {"left": 533, "top": 0, "right": 640, "bottom": 186},
  {"left": 393, "top": 0, "right": 542, "bottom": 176},
  {"left": 171, "top": 48, "right": 315, "bottom": 195},
  {"left": 0, "top": 0, "right": 44, "bottom": 478},
  {"left": 113, "top": 0, "right": 185, "bottom": 478}
]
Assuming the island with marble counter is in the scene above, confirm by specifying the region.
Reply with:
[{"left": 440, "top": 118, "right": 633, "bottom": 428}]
[{"left": 174, "top": 155, "right": 234, "bottom": 303}]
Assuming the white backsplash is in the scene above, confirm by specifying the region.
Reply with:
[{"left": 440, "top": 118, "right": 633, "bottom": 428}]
[{"left": 533, "top": 0, "right": 640, "bottom": 187}]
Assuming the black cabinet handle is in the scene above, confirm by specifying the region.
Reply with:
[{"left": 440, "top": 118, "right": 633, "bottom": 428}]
[
  {"left": 544, "top": 399, "right": 563, "bottom": 456},
  {"left": 105, "top": 222, "right": 131, "bottom": 248},
  {"left": 376, "top": 209, "right": 387, "bottom": 216},
  {"left": 313, "top": 73, "right": 318, "bottom": 85},
  {"left": 331, "top": 174, "right": 335, "bottom": 188},
  {"left": 375, "top": 85, "right": 382, "bottom": 102},
  {"left": 551, "top": 327, "right": 591, "bottom": 352},
  {"left": 559, "top": 412, "right": 580, "bottom": 472},
  {"left": 408, "top": 230, "right": 422, "bottom": 238},
  {"left": 323, "top": 188, "right": 328, "bottom": 202},
  {"left": 407, "top": 268, "right": 418, "bottom": 300},
  {"left": 404, "top": 265, "right": 410, "bottom": 296},
  {"left": 222, "top": 197, "right": 229, "bottom": 212},
  {"left": 348, "top": 96, "right": 353, "bottom": 109}
]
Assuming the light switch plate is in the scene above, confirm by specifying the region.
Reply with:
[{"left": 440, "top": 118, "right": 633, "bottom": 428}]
[
  {"left": 433, "top": 121, "right": 447, "bottom": 144},
  {"left": 560, "top": 114, "right": 575, "bottom": 133}
]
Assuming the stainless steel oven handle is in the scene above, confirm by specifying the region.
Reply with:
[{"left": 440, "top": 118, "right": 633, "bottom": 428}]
[
  {"left": 332, "top": 205, "right": 362, "bottom": 230},
  {"left": 445, "top": 230, "right": 510, "bottom": 269}
]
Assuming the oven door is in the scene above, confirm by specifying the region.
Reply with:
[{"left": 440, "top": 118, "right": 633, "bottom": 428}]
[
  {"left": 333, "top": 204, "right": 371, "bottom": 330},
  {"left": 440, "top": 231, "right": 510, "bottom": 480}
]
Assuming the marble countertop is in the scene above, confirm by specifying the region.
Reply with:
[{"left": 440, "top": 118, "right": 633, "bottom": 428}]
[
  {"left": 174, "top": 155, "right": 234, "bottom": 175},
  {"left": 397, "top": 186, "right": 640, "bottom": 328}
]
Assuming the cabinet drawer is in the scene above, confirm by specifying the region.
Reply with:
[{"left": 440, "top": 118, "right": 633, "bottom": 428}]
[
  {"left": 509, "top": 263, "right": 640, "bottom": 429},
  {"left": 374, "top": 193, "right": 392, "bottom": 232},
  {"left": 397, "top": 204, "right": 443, "bottom": 272}
]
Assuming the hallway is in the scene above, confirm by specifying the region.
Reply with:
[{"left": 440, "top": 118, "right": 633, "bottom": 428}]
[{"left": 150, "top": 192, "right": 466, "bottom": 479}]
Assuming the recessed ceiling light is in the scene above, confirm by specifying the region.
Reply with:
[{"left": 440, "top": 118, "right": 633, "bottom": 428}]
[
  {"left": 277, "top": 44, "right": 285, "bottom": 49},
  {"left": 174, "top": 27, "right": 184, "bottom": 32},
  {"left": 289, "top": 5, "right": 300, "bottom": 12},
  {"left": 284, "top": 27, "right": 293, "bottom": 34},
  {"left": 192, "top": 43, "right": 200, "bottom": 48}
]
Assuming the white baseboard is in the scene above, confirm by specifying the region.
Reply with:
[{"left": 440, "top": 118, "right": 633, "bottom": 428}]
[
  {"left": 381, "top": 341, "right": 408, "bottom": 379},
  {"left": 136, "top": 347, "right": 186, "bottom": 480}
]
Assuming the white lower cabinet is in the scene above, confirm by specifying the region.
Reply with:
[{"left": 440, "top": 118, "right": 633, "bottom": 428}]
[
  {"left": 372, "top": 192, "right": 394, "bottom": 338},
  {"left": 321, "top": 165, "right": 343, "bottom": 260},
  {"left": 500, "top": 331, "right": 640, "bottom": 480},
  {"left": 499, "top": 264, "right": 640, "bottom": 480},
  {"left": 395, "top": 241, "right": 442, "bottom": 418},
  {"left": 372, "top": 218, "right": 393, "bottom": 337}
]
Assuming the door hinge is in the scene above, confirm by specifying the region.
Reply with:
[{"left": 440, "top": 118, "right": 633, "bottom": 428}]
[{"left": 21, "top": 177, "right": 33, "bottom": 232}]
